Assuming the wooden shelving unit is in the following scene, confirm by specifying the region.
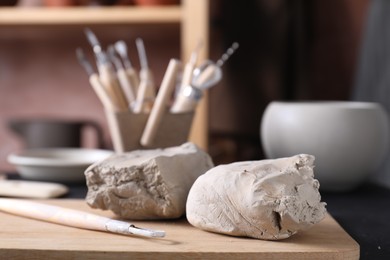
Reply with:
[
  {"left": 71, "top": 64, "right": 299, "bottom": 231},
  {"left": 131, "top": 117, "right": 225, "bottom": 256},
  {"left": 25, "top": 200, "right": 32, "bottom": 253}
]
[
  {"left": 0, "top": 0, "right": 209, "bottom": 150},
  {"left": 0, "top": 6, "right": 182, "bottom": 25}
]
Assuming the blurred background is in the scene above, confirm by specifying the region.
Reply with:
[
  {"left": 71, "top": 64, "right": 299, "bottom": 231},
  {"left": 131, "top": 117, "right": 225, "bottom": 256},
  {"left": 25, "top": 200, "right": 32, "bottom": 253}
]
[
  {"left": 2, "top": 0, "right": 386, "bottom": 183},
  {"left": 209, "top": 0, "right": 369, "bottom": 163}
]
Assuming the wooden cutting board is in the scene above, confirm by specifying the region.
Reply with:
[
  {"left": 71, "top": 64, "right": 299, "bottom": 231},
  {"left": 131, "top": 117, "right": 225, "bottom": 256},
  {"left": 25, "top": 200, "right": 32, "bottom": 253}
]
[{"left": 0, "top": 199, "right": 359, "bottom": 260}]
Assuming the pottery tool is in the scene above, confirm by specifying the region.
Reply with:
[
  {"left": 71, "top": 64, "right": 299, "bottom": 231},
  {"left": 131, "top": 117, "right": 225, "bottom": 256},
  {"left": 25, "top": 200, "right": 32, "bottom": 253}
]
[
  {"left": 178, "top": 40, "right": 203, "bottom": 92},
  {"left": 76, "top": 48, "right": 117, "bottom": 111},
  {"left": 170, "top": 42, "right": 239, "bottom": 113},
  {"left": 108, "top": 45, "right": 136, "bottom": 106},
  {"left": 84, "top": 28, "right": 105, "bottom": 63},
  {"left": 140, "top": 58, "right": 181, "bottom": 146},
  {"left": 114, "top": 40, "right": 140, "bottom": 93},
  {"left": 133, "top": 38, "right": 155, "bottom": 113},
  {"left": 169, "top": 42, "right": 202, "bottom": 114},
  {"left": 0, "top": 198, "right": 165, "bottom": 238},
  {"left": 0, "top": 180, "right": 68, "bottom": 199},
  {"left": 192, "top": 42, "right": 239, "bottom": 89},
  {"left": 169, "top": 85, "right": 203, "bottom": 113},
  {"left": 84, "top": 28, "right": 128, "bottom": 111}
]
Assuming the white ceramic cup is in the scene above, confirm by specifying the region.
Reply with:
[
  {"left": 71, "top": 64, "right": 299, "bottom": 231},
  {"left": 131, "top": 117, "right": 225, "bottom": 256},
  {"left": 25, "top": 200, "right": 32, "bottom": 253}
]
[{"left": 260, "top": 101, "right": 390, "bottom": 192}]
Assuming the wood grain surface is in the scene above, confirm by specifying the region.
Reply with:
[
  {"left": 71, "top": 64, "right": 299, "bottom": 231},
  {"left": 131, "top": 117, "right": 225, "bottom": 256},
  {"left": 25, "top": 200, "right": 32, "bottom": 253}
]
[{"left": 0, "top": 199, "right": 359, "bottom": 259}]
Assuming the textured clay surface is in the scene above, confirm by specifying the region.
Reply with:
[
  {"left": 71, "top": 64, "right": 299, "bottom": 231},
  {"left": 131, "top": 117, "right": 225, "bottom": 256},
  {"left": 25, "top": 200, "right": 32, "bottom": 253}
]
[
  {"left": 85, "top": 142, "right": 214, "bottom": 220},
  {"left": 186, "top": 154, "right": 327, "bottom": 240}
]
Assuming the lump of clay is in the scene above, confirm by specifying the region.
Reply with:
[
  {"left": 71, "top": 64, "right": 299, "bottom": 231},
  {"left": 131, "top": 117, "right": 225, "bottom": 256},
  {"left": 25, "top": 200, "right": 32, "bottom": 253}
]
[
  {"left": 186, "top": 154, "right": 326, "bottom": 240},
  {"left": 85, "top": 142, "right": 214, "bottom": 220}
]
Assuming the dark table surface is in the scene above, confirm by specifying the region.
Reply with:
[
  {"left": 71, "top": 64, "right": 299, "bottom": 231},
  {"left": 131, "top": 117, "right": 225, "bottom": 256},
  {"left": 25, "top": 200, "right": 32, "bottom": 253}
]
[
  {"left": 5, "top": 173, "right": 390, "bottom": 260},
  {"left": 321, "top": 183, "right": 390, "bottom": 260}
]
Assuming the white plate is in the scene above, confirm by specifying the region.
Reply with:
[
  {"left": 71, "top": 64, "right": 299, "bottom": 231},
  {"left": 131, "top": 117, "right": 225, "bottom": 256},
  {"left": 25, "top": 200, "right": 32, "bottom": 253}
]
[{"left": 8, "top": 148, "right": 114, "bottom": 183}]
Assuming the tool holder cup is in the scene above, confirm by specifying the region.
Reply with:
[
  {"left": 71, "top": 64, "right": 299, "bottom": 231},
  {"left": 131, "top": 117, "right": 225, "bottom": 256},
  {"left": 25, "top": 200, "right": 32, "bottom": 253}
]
[{"left": 105, "top": 109, "right": 194, "bottom": 153}]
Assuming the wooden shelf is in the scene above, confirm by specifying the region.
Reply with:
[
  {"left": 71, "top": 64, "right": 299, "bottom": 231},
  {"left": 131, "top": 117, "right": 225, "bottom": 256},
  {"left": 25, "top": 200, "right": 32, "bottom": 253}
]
[{"left": 0, "top": 6, "right": 182, "bottom": 26}]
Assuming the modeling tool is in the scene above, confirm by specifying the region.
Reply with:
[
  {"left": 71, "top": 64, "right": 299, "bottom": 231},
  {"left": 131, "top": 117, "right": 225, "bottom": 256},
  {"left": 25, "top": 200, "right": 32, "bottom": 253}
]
[
  {"left": 170, "top": 42, "right": 239, "bottom": 113},
  {"left": 0, "top": 199, "right": 165, "bottom": 238},
  {"left": 192, "top": 42, "right": 239, "bottom": 89},
  {"left": 76, "top": 48, "right": 117, "bottom": 111},
  {"left": 84, "top": 28, "right": 128, "bottom": 111},
  {"left": 108, "top": 45, "right": 136, "bottom": 106},
  {"left": 133, "top": 38, "right": 155, "bottom": 113},
  {"left": 114, "top": 40, "right": 140, "bottom": 93}
]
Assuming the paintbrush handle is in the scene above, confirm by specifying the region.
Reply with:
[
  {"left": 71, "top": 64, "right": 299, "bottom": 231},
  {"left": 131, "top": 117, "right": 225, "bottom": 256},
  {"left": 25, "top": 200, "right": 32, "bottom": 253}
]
[{"left": 141, "top": 59, "right": 180, "bottom": 146}]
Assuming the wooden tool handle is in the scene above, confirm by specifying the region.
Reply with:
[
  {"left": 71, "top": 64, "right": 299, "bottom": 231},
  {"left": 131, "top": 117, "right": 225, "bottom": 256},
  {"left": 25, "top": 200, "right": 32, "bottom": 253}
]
[
  {"left": 117, "top": 69, "right": 136, "bottom": 104},
  {"left": 133, "top": 69, "right": 155, "bottom": 113},
  {"left": 89, "top": 74, "right": 117, "bottom": 111},
  {"left": 192, "top": 64, "right": 218, "bottom": 87},
  {"left": 180, "top": 61, "right": 195, "bottom": 90},
  {"left": 0, "top": 199, "right": 108, "bottom": 231},
  {"left": 126, "top": 67, "right": 140, "bottom": 94},
  {"left": 0, "top": 199, "right": 165, "bottom": 238},
  {"left": 141, "top": 59, "right": 181, "bottom": 146},
  {"left": 99, "top": 63, "right": 129, "bottom": 111},
  {"left": 170, "top": 85, "right": 202, "bottom": 113}
]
